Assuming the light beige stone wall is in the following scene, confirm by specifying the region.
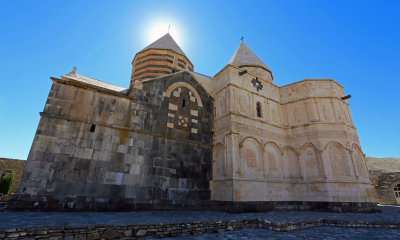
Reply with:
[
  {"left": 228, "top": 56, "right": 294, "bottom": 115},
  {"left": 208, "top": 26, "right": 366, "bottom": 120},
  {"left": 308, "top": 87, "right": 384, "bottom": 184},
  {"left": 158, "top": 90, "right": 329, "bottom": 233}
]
[
  {"left": 240, "top": 66, "right": 273, "bottom": 83},
  {"left": 210, "top": 65, "right": 376, "bottom": 203},
  {"left": 19, "top": 81, "right": 133, "bottom": 196}
]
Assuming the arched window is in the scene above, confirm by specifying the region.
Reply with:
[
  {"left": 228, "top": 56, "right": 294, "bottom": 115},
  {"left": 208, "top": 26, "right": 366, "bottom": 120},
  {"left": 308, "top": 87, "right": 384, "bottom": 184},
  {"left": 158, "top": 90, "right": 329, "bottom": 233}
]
[
  {"left": 256, "top": 102, "right": 262, "bottom": 118},
  {"left": 394, "top": 184, "right": 400, "bottom": 198}
]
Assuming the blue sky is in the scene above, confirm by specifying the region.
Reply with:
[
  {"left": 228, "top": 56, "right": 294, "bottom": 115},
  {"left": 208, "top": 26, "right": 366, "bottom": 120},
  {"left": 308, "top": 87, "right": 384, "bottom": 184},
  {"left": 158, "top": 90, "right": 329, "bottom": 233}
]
[{"left": 0, "top": 0, "right": 399, "bottom": 159}]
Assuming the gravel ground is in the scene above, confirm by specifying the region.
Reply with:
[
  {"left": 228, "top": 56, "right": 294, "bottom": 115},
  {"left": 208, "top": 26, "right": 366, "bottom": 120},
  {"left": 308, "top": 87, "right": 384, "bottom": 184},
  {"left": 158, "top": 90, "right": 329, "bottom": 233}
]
[
  {"left": 0, "top": 205, "right": 399, "bottom": 229},
  {"left": 150, "top": 227, "right": 400, "bottom": 240}
]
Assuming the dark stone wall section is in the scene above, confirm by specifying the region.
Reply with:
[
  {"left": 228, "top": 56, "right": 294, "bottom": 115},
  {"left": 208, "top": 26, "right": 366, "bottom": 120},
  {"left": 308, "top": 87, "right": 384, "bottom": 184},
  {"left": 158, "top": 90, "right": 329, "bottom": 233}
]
[
  {"left": 6, "top": 71, "right": 215, "bottom": 212},
  {"left": 129, "top": 71, "right": 214, "bottom": 144},
  {"left": 6, "top": 196, "right": 379, "bottom": 213},
  {"left": 0, "top": 158, "right": 26, "bottom": 199},
  {"left": 369, "top": 171, "right": 400, "bottom": 205}
]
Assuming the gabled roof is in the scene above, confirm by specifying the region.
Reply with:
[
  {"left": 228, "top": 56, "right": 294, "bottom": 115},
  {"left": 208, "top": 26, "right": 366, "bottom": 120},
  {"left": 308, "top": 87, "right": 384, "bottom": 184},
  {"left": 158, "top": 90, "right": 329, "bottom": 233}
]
[
  {"left": 228, "top": 42, "right": 271, "bottom": 72},
  {"left": 188, "top": 71, "right": 213, "bottom": 96},
  {"left": 62, "top": 71, "right": 128, "bottom": 94},
  {"left": 139, "top": 33, "right": 187, "bottom": 57}
]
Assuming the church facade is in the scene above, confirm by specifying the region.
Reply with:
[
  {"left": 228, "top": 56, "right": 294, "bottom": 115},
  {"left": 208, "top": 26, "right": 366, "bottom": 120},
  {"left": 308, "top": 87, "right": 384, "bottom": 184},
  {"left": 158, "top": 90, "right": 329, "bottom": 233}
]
[{"left": 7, "top": 34, "right": 378, "bottom": 212}]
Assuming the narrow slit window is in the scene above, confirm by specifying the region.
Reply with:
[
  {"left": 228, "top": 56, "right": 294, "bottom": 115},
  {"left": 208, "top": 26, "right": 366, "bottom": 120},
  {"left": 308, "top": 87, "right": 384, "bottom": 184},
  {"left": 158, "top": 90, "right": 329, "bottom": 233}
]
[
  {"left": 256, "top": 102, "right": 262, "bottom": 118},
  {"left": 182, "top": 99, "right": 186, "bottom": 108},
  {"left": 90, "top": 124, "right": 96, "bottom": 132}
]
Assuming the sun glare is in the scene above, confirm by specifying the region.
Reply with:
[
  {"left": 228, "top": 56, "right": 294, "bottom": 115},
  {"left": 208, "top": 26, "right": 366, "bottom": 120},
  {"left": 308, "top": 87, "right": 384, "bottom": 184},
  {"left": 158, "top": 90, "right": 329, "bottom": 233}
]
[{"left": 148, "top": 22, "right": 181, "bottom": 44}]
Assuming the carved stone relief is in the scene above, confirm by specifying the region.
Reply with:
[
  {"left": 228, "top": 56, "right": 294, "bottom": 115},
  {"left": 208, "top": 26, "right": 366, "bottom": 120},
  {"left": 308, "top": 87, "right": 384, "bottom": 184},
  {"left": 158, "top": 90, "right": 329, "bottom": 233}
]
[
  {"left": 251, "top": 77, "right": 263, "bottom": 92},
  {"left": 353, "top": 146, "right": 368, "bottom": 178},
  {"left": 283, "top": 148, "right": 301, "bottom": 180},
  {"left": 326, "top": 144, "right": 351, "bottom": 177},
  {"left": 264, "top": 144, "right": 283, "bottom": 179},
  {"left": 240, "top": 139, "right": 263, "bottom": 179},
  {"left": 288, "top": 102, "right": 308, "bottom": 125},
  {"left": 301, "top": 147, "right": 322, "bottom": 180},
  {"left": 167, "top": 87, "right": 199, "bottom": 134},
  {"left": 320, "top": 100, "right": 335, "bottom": 122}
]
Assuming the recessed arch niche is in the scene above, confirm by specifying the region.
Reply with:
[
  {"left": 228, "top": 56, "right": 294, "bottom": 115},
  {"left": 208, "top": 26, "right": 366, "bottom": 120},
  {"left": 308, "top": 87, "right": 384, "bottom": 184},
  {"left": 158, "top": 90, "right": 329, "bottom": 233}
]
[
  {"left": 240, "top": 138, "right": 263, "bottom": 179},
  {"left": 323, "top": 142, "right": 351, "bottom": 178},
  {"left": 300, "top": 144, "right": 323, "bottom": 181},
  {"left": 283, "top": 147, "right": 302, "bottom": 181},
  {"left": 264, "top": 143, "right": 283, "bottom": 179},
  {"left": 352, "top": 144, "right": 368, "bottom": 178}
]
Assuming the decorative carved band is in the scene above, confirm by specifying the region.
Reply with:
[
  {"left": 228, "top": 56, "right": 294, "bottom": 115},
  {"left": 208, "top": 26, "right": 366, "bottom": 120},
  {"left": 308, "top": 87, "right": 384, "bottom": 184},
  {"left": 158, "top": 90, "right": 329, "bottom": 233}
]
[
  {"left": 135, "top": 58, "right": 173, "bottom": 66},
  {"left": 136, "top": 53, "right": 174, "bottom": 61}
]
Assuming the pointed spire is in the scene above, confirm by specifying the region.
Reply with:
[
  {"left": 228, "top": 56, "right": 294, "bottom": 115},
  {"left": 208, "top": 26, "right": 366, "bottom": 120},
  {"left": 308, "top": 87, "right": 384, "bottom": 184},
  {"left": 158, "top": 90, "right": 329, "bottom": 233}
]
[
  {"left": 139, "top": 33, "right": 187, "bottom": 57},
  {"left": 228, "top": 42, "right": 271, "bottom": 72}
]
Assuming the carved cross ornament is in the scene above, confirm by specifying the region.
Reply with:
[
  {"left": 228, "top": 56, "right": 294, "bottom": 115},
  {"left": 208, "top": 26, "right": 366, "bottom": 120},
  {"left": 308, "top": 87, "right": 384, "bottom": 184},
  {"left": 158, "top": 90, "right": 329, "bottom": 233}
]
[
  {"left": 251, "top": 77, "right": 263, "bottom": 91},
  {"left": 178, "top": 115, "right": 189, "bottom": 127}
]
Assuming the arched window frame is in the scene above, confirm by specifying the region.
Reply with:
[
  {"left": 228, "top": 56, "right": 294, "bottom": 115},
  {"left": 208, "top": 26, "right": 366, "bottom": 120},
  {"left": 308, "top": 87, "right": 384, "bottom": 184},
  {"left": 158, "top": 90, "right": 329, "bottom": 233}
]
[
  {"left": 394, "top": 183, "right": 400, "bottom": 198},
  {"left": 256, "top": 102, "right": 262, "bottom": 118}
]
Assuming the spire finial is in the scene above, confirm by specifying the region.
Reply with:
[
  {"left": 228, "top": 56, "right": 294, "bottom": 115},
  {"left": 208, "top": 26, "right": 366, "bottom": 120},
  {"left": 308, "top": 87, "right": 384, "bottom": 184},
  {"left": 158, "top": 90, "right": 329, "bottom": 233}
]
[
  {"left": 168, "top": 24, "right": 170, "bottom": 33},
  {"left": 241, "top": 36, "right": 244, "bottom": 42},
  {"left": 69, "top": 66, "right": 77, "bottom": 75}
]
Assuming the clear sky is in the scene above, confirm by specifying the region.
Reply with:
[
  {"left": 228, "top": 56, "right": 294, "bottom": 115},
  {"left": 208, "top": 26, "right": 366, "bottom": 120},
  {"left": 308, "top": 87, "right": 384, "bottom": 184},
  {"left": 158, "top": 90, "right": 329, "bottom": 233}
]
[{"left": 0, "top": 0, "right": 399, "bottom": 159}]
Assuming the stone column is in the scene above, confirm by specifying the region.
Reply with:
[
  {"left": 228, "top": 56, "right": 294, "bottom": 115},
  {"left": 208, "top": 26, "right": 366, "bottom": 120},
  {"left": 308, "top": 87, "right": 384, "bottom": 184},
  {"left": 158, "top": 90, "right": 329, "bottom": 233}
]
[{"left": 225, "top": 132, "right": 240, "bottom": 178}]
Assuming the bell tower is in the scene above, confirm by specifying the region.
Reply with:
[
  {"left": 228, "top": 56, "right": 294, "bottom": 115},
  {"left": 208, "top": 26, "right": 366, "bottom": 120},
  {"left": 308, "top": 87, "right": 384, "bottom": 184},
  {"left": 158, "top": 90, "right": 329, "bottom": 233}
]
[{"left": 228, "top": 42, "right": 273, "bottom": 83}]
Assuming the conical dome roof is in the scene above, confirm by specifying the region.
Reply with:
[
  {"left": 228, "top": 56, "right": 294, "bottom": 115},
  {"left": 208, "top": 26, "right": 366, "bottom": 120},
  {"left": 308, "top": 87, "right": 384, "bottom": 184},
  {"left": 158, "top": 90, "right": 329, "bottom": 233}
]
[
  {"left": 228, "top": 42, "right": 271, "bottom": 72},
  {"left": 130, "top": 33, "right": 193, "bottom": 84},
  {"left": 139, "top": 33, "right": 187, "bottom": 57}
]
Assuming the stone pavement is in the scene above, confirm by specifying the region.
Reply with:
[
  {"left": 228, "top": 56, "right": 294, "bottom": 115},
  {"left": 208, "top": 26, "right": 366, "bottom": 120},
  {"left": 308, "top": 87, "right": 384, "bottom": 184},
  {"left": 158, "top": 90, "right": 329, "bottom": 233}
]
[
  {"left": 153, "top": 227, "right": 400, "bottom": 240},
  {"left": 1, "top": 206, "right": 400, "bottom": 229},
  {"left": 0, "top": 205, "right": 400, "bottom": 239}
]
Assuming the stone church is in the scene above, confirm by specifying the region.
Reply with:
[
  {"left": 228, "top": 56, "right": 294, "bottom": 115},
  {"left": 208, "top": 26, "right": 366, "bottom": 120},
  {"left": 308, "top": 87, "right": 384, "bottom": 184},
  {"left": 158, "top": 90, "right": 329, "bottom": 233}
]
[{"left": 7, "top": 33, "right": 378, "bottom": 212}]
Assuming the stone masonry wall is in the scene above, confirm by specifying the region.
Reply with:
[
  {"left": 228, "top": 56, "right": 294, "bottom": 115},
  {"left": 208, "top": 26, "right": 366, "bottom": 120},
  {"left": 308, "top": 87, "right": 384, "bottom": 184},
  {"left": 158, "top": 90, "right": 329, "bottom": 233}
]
[
  {"left": 0, "top": 158, "right": 26, "bottom": 197},
  {"left": 370, "top": 171, "right": 400, "bottom": 205},
  {"left": 211, "top": 65, "right": 375, "bottom": 205},
  {"left": 8, "top": 71, "right": 213, "bottom": 211}
]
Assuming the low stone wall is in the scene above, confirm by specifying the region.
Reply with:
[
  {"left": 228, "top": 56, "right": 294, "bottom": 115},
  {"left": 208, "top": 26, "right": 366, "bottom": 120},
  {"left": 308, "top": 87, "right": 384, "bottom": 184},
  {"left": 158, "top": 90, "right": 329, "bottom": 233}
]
[
  {"left": 0, "top": 158, "right": 26, "bottom": 201},
  {"left": 371, "top": 171, "right": 400, "bottom": 205},
  {"left": 1, "top": 218, "right": 400, "bottom": 239}
]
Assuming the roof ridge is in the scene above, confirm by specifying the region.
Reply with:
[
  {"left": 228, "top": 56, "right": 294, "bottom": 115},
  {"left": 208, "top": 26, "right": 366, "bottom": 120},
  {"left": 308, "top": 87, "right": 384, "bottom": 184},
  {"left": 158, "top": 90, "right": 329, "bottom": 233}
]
[
  {"left": 190, "top": 71, "right": 212, "bottom": 79},
  {"left": 62, "top": 72, "right": 127, "bottom": 93}
]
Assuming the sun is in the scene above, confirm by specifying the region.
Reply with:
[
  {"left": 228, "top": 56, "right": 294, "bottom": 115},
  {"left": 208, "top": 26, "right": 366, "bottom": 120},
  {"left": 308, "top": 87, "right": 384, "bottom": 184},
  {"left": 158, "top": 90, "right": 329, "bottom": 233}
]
[{"left": 148, "top": 22, "right": 181, "bottom": 44}]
